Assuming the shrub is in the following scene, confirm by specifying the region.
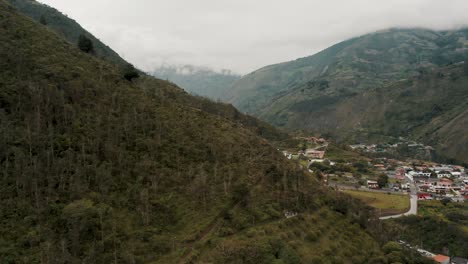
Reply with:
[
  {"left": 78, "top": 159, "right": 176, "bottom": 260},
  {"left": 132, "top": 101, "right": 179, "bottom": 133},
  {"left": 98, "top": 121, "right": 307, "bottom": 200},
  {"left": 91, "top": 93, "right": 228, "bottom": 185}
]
[
  {"left": 78, "top": 34, "right": 94, "bottom": 53},
  {"left": 123, "top": 64, "right": 140, "bottom": 81}
]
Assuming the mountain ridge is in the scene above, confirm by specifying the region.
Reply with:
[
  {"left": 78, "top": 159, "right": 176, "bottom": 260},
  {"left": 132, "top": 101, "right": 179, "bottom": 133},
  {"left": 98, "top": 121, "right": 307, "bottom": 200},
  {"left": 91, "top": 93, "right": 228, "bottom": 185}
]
[
  {"left": 223, "top": 27, "right": 468, "bottom": 163},
  {"left": 6, "top": 0, "right": 127, "bottom": 66}
]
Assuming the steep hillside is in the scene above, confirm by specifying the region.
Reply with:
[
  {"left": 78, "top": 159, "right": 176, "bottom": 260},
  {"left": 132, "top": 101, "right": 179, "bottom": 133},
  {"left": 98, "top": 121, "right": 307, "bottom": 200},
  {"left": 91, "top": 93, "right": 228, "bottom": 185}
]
[
  {"left": 151, "top": 65, "right": 241, "bottom": 100},
  {"left": 6, "top": 0, "right": 127, "bottom": 66},
  {"left": 261, "top": 64, "right": 468, "bottom": 163},
  {"left": 228, "top": 28, "right": 468, "bottom": 114},
  {"left": 0, "top": 2, "right": 418, "bottom": 263}
]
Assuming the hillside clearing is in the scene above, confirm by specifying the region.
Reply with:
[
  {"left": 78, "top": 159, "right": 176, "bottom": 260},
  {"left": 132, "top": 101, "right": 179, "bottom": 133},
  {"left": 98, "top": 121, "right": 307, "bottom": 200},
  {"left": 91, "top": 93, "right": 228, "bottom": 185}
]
[{"left": 343, "top": 190, "right": 410, "bottom": 216}]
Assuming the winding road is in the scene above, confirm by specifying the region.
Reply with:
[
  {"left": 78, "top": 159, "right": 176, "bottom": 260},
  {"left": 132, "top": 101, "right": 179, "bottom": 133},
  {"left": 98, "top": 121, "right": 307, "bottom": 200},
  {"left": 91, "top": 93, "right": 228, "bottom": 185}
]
[{"left": 379, "top": 176, "right": 418, "bottom": 220}]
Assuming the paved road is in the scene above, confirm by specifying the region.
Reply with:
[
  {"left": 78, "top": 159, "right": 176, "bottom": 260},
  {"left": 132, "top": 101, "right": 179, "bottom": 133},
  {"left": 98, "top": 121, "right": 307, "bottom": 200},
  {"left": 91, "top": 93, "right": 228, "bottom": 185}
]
[
  {"left": 333, "top": 183, "right": 401, "bottom": 194},
  {"left": 379, "top": 176, "right": 418, "bottom": 220}
]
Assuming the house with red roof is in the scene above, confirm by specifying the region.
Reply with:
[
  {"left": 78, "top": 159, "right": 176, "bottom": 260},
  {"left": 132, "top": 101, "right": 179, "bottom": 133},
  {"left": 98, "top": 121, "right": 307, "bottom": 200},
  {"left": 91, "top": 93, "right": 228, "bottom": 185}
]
[
  {"left": 433, "top": 254, "right": 450, "bottom": 264},
  {"left": 418, "top": 193, "right": 432, "bottom": 200}
]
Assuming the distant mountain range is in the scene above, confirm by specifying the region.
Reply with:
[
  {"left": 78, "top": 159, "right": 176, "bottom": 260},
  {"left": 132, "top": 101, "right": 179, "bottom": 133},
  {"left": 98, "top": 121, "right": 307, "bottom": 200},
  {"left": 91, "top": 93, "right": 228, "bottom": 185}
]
[
  {"left": 220, "top": 28, "right": 468, "bottom": 163},
  {"left": 151, "top": 64, "right": 241, "bottom": 99}
]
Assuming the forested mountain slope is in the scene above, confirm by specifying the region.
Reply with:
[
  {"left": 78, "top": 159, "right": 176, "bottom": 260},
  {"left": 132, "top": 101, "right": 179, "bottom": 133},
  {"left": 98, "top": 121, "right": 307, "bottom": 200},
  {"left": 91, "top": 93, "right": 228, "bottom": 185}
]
[
  {"left": 226, "top": 28, "right": 468, "bottom": 163},
  {"left": 6, "top": 0, "right": 127, "bottom": 66},
  {"left": 228, "top": 28, "right": 468, "bottom": 114},
  {"left": 0, "top": 2, "right": 426, "bottom": 263},
  {"left": 264, "top": 64, "right": 468, "bottom": 163}
]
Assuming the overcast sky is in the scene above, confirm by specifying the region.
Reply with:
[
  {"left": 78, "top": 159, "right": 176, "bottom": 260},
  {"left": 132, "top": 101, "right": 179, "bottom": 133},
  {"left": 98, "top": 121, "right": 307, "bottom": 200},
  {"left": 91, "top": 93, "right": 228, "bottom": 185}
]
[{"left": 39, "top": 0, "right": 468, "bottom": 74}]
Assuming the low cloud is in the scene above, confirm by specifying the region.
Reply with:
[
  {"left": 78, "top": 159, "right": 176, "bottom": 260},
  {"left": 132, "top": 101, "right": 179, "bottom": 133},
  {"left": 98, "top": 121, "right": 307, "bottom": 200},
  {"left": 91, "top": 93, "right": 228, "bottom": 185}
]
[{"left": 39, "top": 0, "right": 468, "bottom": 74}]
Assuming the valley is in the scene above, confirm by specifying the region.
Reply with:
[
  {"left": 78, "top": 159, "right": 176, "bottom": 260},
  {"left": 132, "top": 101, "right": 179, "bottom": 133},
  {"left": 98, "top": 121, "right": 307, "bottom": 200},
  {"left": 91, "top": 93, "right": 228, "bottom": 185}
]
[
  {"left": 0, "top": 0, "right": 467, "bottom": 263},
  {"left": 218, "top": 29, "right": 468, "bottom": 165}
]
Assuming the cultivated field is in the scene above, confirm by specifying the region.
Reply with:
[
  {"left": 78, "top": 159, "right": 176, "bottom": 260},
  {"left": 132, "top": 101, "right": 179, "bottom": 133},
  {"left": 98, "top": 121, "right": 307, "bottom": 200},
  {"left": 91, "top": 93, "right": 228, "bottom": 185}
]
[{"left": 343, "top": 190, "right": 410, "bottom": 216}]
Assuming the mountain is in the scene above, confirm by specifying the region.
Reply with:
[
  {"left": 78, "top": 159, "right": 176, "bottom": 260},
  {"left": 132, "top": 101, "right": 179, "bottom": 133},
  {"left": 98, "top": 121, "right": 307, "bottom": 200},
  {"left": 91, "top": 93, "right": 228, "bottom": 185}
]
[
  {"left": 226, "top": 28, "right": 468, "bottom": 163},
  {"left": 6, "top": 0, "right": 127, "bottom": 66},
  {"left": 151, "top": 64, "right": 241, "bottom": 100},
  {"left": 0, "top": 2, "right": 425, "bottom": 263},
  {"left": 316, "top": 64, "right": 468, "bottom": 163}
]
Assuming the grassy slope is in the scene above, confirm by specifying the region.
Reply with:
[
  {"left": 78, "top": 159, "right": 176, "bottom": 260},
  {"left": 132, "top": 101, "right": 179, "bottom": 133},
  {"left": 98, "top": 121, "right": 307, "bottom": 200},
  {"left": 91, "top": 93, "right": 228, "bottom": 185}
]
[
  {"left": 0, "top": 2, "right": 391, "bottom": 263},
  {"left": 342, "top": 190, "right": 410, "bottom": 216}
]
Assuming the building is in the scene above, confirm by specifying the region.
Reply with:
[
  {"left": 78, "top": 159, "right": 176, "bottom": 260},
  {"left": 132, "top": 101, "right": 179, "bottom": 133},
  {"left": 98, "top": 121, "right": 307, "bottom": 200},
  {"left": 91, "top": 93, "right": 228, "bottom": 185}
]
[
  {"left": 305, "top": 149, "right": 325, "bottom": 159},
  {"left": 437, "top": 171, "right": 452, "bottom": 179},
  {"left": 432, "top": 254, "right": 450, "bottom": 264},
  {"left": 367, "top": 180, "right": 379, "bottom": 189},
  {"left": 374, "top": 164, "right": 386, "bottom": 170},
  {"left": 436, "top": 179, "right": 453, "bottom": 187},
  {"left": 417, "top": 193, "right": 432, "bottom": 200},
  {"left": 409, "top": 171, "right": 432, "bottom": 177},
  {"left": 395, "top": 168, "right": 406, "bottom": 180}
]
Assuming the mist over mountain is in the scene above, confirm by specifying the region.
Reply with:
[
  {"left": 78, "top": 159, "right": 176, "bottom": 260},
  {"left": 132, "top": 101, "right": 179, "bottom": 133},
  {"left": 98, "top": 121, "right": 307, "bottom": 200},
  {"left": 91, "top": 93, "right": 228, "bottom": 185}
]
[{"left": 151, "top": 64, "right": 241, "bottom": 100}]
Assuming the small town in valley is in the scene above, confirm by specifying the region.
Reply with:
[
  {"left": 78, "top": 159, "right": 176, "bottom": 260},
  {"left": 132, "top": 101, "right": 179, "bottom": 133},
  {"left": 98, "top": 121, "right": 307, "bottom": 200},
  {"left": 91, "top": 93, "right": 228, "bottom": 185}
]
[{"left": 280, "top": 136, "right": 467, "bottom": 264}]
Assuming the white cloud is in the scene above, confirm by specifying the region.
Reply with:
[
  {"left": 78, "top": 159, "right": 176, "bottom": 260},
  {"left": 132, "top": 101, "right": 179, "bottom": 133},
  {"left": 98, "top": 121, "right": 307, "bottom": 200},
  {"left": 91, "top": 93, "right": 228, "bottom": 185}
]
[{"left": 39, "top": 0, "right": 468, "bottom": 74}]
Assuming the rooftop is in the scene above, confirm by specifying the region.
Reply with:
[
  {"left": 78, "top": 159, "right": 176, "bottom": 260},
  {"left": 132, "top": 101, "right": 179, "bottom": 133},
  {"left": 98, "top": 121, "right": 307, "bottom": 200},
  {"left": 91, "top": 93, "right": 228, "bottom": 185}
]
[{"left": 433, "top": 254, "right": 450, "bottom": 263}]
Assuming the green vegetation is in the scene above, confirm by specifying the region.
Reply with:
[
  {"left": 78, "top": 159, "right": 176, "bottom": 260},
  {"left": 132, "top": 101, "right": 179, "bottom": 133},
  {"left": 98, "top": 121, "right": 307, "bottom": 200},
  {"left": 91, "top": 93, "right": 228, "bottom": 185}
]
[
  {"left": 0, "top": 2, "right": 430, "bottom": 263},
  {"left": 123, "top": 63, "right": 140, "bottom": 81},
  {"left": 0, "top": 3, "right": 305, "bottom": 262},
  {"left": 380, "top": 241, "right": 434, "bottom": 264},
  {"left": 382, "top": 215, "right": 468, "bottom": 258},
  {"left": 0, "top": 1, "right": 457, "bottom": 263},
  {"left": 77, "top": 33, "right": 93, "bottom": 53},
  {"left": 377, "top": 174, "right": 389, "bottom": 188},
  {"left": 342, "top": 190, "right": 409, "bottom": 216},
  {"left": 196, "top": 209, "right": 384, "bottom": 263},
  {"left": 374, "top": 199, "right": 467, "bottom": 258},
  {"left": 6, "top": 0, "right": 127, "bottom": 66},
  {"left": 325, "top": 144, "right": 366, "bottom": 162},
  {"left": 418, "top": 200, "right": 468, "bottom": 231},
  {"left": 222, "top": 28, "right": 468, "bottom": 163}
]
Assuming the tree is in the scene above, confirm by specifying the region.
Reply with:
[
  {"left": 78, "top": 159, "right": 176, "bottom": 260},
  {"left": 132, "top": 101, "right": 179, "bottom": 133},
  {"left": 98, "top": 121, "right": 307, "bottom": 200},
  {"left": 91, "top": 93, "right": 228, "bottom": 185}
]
[
  {"left": 377, "top": 174, "right": 388, "bottom": 188},
  {"left": 382, "top": 241, "right": 401, "bottom": 254},
  {"left": 78, "top": 34, "right": 94, "bottom": 53},
  {"left": 232, "top": 183, "right": 249, "bottom": 207},
  {"left": 39, "top": 15, "right": 47, "bottom": 25},
  {"left": 123, "top": 64, "right": 140, "bottom": 81}
]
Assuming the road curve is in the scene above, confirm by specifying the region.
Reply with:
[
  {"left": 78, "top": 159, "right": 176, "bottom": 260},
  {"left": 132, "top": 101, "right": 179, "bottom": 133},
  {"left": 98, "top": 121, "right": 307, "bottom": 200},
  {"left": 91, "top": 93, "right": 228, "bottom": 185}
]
[
  {"left": 379, "top": 193, "right": 417, "bottom": 220},
  {"left": 379, "top": 178, "right": 418, "bottom": 220}
]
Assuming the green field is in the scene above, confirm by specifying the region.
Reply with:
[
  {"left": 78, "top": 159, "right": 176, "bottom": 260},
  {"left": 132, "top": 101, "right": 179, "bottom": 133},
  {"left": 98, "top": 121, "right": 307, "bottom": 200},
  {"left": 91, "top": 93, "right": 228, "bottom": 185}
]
[{"left": 343, "top": 190, "right": 410, "bottom": 216}]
